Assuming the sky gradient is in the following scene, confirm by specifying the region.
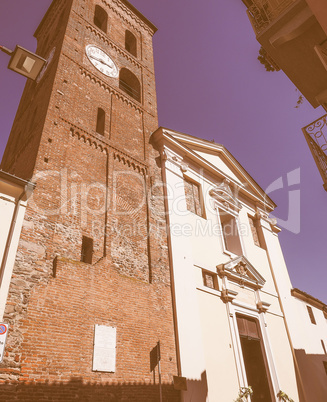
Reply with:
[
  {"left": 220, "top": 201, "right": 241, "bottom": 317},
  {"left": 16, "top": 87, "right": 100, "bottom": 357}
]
[{"left": 0, "top": 0, "right": 326, "bottom": 302}]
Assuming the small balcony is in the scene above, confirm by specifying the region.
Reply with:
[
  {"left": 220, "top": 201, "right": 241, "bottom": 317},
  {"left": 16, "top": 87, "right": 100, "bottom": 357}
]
[
  {"left": 241, "top": 0, "right": 327, "bottom": 109},
  {"left": 302, "top": 114, "right": 327, "bottom": 190},
  {"left": 243, "top": 0, "right": 296, "bottom": 34}
]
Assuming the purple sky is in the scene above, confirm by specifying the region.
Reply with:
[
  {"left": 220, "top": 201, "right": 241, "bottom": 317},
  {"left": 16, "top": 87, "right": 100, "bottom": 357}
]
[{"left": 1, "top": 0, "right": 326, "bottom": 303}]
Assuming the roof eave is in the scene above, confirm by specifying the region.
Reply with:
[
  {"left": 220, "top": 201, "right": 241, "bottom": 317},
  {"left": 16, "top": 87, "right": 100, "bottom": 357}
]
[
  {"left": 34, "top": 0, "right": 158, "bottom": 38},
  {"left": 291, "top": 288, "right": 327, "bottom": 311}
]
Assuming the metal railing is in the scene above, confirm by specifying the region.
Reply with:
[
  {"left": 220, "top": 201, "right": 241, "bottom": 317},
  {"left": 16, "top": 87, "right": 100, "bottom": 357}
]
[
  {"left": 246, "top": 0, "right": 296, "bottom": 33},
  {"left": 302, "top": 114, "right": 327, "bottom": 190}
]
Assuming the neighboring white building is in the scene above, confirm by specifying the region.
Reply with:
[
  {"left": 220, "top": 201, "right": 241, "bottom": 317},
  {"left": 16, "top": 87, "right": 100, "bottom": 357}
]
[
  {"left": 288, "top": 288, "right": 327, "bottom": 401},
  {"left": 152, "top": 127, "right": 321, "bottom": 402},
  {"left": 0, "top": 171, "right": 34, "bottom": 321}
]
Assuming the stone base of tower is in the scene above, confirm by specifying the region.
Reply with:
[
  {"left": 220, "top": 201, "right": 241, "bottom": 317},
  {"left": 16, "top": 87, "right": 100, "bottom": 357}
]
[{"left": 0, "top": 380, "right": 179, "bottom": 402}]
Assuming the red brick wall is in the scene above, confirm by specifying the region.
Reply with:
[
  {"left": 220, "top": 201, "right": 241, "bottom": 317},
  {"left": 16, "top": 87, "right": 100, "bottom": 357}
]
[
  {"left": 1, "top": 0, "right": 72, "bottom": 179},
  {"left": 0, "top": 0, "right": 179, "bottom": 399}
]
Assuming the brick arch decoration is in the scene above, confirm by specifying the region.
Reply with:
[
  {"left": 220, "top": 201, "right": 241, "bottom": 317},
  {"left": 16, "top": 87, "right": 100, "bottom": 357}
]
[
  {"left": 69, "top": 125, "right": 147, "bottom": 176},
  {"left": 85, "top": 25, "right": 142, "bottom": 67}
]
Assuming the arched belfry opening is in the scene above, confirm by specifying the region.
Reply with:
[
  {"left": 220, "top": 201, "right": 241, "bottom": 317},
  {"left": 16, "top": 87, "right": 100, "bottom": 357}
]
[
  {"left": 119, "top": 68, "right": 141, "bottom": 102},
  {"left": 94, "top": 5, "right": 108, "bottom": 33},
  {"left": 125, "top": 30, "right": 137, "bottom": 57}
]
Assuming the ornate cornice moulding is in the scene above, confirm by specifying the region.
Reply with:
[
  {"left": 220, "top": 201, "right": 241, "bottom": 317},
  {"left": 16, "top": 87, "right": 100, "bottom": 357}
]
[{"left": 217, "top": 255, "right": 266, "bottom": 290}]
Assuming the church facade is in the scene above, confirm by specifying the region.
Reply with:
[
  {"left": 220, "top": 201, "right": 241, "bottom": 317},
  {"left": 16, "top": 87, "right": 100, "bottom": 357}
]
[{"left": 151, "top": 127, "right": 301, "bottom": 401}]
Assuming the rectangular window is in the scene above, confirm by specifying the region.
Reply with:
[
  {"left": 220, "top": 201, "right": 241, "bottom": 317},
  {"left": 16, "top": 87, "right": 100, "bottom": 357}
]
[
  {"left": 248, "top": 215, "right": 262, "bottom": 248},
  {"left": 184, "top": 177, "right": 204, "bottom": 217},
  {"left": 96, "top": 108, "right": 105, "bottom": 135},
  {"left": 307, "top": 305, "right": 316, "bottom": 325},
  {"left": 202, "top": 270, "right": 218, "bottom": 290},
  {"left": 81, "top": 236, "right": 93, "bottom": 264},
  {"left": 219, "top": 209, "right": 242, "bottom": 255}
]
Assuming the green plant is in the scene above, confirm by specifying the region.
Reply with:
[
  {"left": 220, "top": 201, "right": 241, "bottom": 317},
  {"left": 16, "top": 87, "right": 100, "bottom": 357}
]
[
  {"left": 257, "top": 46, "right": 280, "bottom": 72},
  {"left": 295, "top": 93, "right": 304, "bottom": 109},
  {"left": 234, "top": 386, "right": 253, "bottom": 402},
  {"left": 277, "top": 390, "right": 294, "bottom": 402}
]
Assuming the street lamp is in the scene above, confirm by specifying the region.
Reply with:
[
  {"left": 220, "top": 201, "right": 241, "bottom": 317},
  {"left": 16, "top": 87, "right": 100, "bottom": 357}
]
[{"left": 0, "top": 45, "right": 46, "bottom": 81}]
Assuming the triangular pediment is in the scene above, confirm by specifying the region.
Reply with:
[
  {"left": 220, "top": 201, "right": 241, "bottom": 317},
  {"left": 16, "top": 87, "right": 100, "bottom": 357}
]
[
  {"left": 217, "top": 256, "right": 265, "bottom": 289},
  {"left": 151, "top": 127, "right": 276, "bottom": 212},
  {"left": 193, "top": 149, "right": 243, "bottom": 185}
]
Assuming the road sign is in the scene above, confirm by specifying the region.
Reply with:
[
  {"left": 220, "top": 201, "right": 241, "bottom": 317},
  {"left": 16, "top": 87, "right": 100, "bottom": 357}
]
[
  {"left": 173, "top": 376, "right": 188, "bottom": 391},
  {"left": 150, "top": 341, "right": 161, "bottom": 372},
  {"left": 0, "top": 323, "right": 9, "bottom": 363},
  {"left": 150, "top": 341, "right": 162, "bottom": 402}
]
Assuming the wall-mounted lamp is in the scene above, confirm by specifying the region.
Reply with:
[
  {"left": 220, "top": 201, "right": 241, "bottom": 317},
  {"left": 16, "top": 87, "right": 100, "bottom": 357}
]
[{"left": 0, "top": 45, "right": 46, "bottom": 81}]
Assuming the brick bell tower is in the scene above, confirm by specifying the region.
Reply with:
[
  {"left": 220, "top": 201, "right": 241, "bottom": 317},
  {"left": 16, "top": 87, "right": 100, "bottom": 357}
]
[{"left": 0, "top": 0, "right": 179, "bottom": 400}]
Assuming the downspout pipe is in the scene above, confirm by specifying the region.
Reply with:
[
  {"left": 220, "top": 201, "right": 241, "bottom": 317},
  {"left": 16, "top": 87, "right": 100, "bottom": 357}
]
[
  {"left": 262, "top": 229, "right": 308, "bottom": 402},
  {"left": 159, "top": 150, "right": 182, "bottom": 377}
]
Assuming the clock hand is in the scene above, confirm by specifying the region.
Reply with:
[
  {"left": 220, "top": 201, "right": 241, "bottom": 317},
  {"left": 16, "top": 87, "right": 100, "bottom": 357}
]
[{"left": 90, "top": 54, "right": 114, "bottom": 69}]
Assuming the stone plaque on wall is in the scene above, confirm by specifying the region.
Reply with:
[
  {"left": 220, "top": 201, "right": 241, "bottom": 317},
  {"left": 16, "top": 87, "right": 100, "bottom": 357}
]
[
  {"left": 0, "top": 323, "right": 9, "bottom": 363},
  {"left": 93, "top": 325, "right": 116, "bottom": 372}
]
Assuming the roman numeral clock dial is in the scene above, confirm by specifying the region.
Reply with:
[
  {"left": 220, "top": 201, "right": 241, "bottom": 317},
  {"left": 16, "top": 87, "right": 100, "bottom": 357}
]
[{"left": 85, "top": 45, "right": 119, "bottom": 78}]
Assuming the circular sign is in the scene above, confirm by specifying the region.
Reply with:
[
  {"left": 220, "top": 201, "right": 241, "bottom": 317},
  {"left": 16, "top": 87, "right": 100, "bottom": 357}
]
[
  {"left": 0, "top": 324, "right": 7, "bottom": 335},
  {"left": 86, "top": 45, "right": 119, "bottom": 78}
]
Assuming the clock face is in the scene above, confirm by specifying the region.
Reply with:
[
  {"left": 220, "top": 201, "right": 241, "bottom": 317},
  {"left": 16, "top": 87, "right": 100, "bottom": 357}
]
[{"left": 86, "top": 45, "right": 119, "bottom": 78}]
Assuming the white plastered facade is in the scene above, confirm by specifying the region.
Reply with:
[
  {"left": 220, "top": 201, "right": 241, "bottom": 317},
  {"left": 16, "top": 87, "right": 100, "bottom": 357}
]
[
  {"left": 152, "top": 127, "right": 301, "bottom": 402},
  {"left": 0, "top": 172, "right": 34, "bottom": 321},
  {"left": 286, "top": 289, "right": 327, "bottom": 401}
]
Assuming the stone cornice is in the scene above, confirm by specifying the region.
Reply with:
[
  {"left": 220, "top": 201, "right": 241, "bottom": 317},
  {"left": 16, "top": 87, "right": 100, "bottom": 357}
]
[
  {"left": 209, "top": 178, "right": 242, "bottom": 214},
  {"left": 256, "top": 301, "right": 271, "bottom": 313},
  {"left": 160, "top": 147, "right": 184, "bottom": 166},
  {"left": 109, "top": 0, "right": 157, "bottom": 35},
  {"left": 221, "top": 289, "right": 238, "bottom": 303},
  {"left": 291, "top": 288, "right": 327, "bottom": 312},
  {"left": 255, "top": 208, "right": 281, "bottom": 233}
]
